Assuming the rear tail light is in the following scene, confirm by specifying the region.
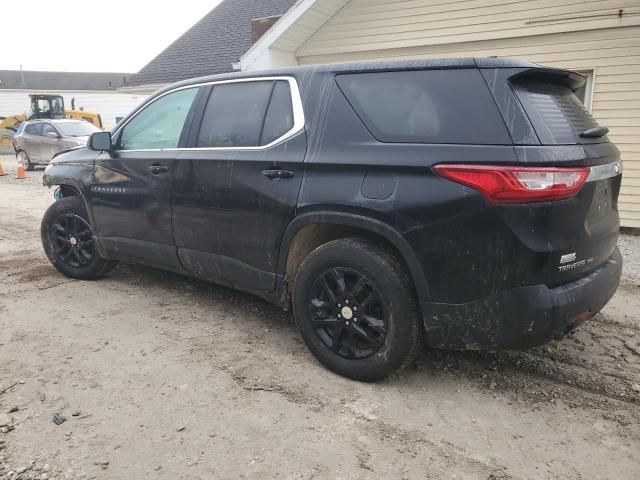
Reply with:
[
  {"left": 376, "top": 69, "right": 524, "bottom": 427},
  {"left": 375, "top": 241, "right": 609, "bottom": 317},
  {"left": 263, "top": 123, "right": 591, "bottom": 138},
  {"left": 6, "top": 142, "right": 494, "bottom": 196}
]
[{"left": 433, "top": 164, "right": 590, "bottom": 204}]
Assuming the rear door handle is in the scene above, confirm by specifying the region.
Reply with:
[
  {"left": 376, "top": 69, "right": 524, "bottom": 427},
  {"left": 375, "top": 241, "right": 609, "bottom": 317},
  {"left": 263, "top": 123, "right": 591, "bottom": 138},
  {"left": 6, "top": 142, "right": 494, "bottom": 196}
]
[
  {"left": 262, "top": 169, "right": 294, "bottom": 180},
  {"left": 149, "top": 164, "right": 170, "bottom": 175}
]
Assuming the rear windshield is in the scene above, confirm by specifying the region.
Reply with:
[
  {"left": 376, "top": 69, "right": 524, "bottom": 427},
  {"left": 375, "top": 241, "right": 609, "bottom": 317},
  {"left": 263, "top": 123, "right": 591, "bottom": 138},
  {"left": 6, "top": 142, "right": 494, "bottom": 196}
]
[
  {"left": 511, "top": 80, "right": 604, "bottom": 145},
  {"left": 336, "top": 69, "right": 510, "bottom": 145}
]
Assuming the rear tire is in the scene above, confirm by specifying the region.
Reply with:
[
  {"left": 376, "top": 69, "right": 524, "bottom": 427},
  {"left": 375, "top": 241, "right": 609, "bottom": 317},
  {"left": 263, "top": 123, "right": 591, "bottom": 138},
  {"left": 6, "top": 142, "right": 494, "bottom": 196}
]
[
  {"left": 292, "top": 238, "right": 423, "bottom": 382},
  {"left": 41, "top": 196, "right": 118, "bottom": 280}
]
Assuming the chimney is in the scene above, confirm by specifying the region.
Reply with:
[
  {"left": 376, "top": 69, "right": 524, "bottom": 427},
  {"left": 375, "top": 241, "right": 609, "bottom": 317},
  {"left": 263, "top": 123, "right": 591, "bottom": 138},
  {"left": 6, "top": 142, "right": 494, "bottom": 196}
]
[{"left": 251, "top": 15, "right": 281, "bottom": 44}]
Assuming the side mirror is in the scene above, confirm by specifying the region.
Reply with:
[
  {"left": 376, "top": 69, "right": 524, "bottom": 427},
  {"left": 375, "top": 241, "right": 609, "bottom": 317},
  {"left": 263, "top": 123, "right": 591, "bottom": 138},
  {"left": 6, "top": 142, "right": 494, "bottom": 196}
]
[
  {"left": 46, "top": 131, "right": 60, "bottom": 139},
  {"left": 88, "top": 131, "right": 112, "bottom": 151}
]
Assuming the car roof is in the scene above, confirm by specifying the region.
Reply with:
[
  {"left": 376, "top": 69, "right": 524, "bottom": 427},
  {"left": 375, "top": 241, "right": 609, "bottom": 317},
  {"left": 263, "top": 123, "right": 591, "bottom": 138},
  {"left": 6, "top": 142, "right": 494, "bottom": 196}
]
[
  {"left": 152, "top": 56, "right": 539, "bottom": 98},
  {"left": 24, "top": 119, "right": 89, "bottom": 125}
]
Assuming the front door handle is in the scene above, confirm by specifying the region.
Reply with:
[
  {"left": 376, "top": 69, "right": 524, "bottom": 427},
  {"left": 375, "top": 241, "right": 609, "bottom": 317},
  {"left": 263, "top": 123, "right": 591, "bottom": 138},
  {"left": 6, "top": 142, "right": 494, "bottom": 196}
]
[
  {"left": 262, "top": 169, "right": 294, "bottom": 180},
  {"left": 149, "top": 164, "right": 170, "bottom": 175}
]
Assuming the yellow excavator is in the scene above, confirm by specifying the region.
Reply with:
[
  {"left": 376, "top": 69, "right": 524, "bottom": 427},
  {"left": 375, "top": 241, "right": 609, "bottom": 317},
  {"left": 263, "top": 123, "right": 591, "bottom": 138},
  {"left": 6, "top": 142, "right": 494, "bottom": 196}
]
[{"left": 0, "top": 94, "right": 103, "bottom": 154}]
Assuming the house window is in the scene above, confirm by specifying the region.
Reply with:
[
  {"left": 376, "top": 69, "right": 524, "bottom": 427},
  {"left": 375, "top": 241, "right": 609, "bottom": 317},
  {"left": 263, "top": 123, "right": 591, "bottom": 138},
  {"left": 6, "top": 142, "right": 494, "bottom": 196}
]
[{"left": 574, "top": 70, "right": 595, "bottom": 112}]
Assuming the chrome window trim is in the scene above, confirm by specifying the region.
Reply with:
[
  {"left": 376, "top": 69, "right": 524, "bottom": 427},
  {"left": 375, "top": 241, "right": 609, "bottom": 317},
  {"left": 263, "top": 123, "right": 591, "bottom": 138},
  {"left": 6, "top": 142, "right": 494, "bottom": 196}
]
[
  {"left": 113, "top": 76, "right": 305, "bottom": 153},
  {"left": 586, "top": 160, "right": 623, "bottom": 182}
]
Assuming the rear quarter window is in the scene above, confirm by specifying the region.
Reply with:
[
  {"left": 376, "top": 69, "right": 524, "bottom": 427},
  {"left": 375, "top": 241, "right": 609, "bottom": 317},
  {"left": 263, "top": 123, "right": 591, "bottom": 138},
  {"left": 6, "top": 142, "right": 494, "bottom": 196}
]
[
  {"left": 511, "top": 80, "right": 603, "bottom": 145},
  {"left": 336, "top": 69, "right": 510, "bottom": 145}
]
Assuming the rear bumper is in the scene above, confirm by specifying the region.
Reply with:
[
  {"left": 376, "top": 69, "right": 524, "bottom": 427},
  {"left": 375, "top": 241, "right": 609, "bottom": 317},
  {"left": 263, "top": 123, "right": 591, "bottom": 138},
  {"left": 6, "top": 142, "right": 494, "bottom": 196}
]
[{"left": 421, "top": 248, "right": 622, "bottom": 350}]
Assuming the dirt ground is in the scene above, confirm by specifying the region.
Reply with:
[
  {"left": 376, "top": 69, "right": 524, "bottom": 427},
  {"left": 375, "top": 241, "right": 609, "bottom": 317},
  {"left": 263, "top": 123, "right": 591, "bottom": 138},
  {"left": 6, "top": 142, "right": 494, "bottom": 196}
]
[{"left": 0, "top": 156, "right": 639, "bottom": 480}]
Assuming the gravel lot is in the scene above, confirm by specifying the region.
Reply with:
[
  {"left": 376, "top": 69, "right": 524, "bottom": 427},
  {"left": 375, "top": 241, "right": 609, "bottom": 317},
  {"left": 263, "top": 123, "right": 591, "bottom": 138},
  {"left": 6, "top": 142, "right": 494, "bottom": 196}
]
[
  {"left": 1, "top": 156, "right": 639, "bottom": 480},
  {"left": 618, "top": 234, "right": 640, "bottom": 287}
]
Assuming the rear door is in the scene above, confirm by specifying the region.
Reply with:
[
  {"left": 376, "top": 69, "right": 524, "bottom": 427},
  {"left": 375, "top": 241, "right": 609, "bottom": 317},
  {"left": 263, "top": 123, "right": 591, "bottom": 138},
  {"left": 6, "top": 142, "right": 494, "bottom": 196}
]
[
  {"left": 173, "top": 78, "right": 306, "bottom": 292},
  {"left": 22, "top": 122, "right": 43, "bottom": 162},
  {"left": 90, "top": 86, "right": 200, "bottom": 270}
]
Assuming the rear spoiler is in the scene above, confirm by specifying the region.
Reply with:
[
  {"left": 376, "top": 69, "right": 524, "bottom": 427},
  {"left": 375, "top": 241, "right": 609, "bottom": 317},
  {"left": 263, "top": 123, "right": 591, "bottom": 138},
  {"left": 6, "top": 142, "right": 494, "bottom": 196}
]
[{"left": 509, "top": 67, "right": 586, "bottom": 92}]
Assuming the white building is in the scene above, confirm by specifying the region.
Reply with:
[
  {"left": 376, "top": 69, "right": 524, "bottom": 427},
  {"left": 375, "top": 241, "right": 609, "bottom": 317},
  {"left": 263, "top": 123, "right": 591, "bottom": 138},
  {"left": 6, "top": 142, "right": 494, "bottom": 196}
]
[
  {"left": 0, "top": 70, "right": 145, "bottom": 129},
  {"left": 240, "top": 0, "right": 640, "bottom": 228}
]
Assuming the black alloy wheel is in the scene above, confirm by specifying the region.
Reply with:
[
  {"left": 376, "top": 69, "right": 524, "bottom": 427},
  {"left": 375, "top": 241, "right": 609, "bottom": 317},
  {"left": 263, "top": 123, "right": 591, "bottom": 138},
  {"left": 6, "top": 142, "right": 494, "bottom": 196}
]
[
  {"left": 50, "top": 214, "right": 96, "bottom": 268},
  {"left": 309, "top": 267, "right": 388, "bottom": 359},
  {"left": 293, "top": 238, "right": 424, "bottom": 382},
  {"left": 41, "top": 195, "right": 118, "bottom": 280}
]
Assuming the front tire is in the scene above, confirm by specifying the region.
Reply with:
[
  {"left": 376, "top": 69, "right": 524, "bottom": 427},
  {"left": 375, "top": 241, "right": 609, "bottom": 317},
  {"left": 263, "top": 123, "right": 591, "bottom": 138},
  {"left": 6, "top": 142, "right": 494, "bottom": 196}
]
[
  {"left": 41, "top": 196, "right": 118, "bottom": 280},
  {"left": 17, "top": 150, "right": 33, "bottom": 171},
  {"left": 293, "top": 238, "right": 423, "bottom": 382}
]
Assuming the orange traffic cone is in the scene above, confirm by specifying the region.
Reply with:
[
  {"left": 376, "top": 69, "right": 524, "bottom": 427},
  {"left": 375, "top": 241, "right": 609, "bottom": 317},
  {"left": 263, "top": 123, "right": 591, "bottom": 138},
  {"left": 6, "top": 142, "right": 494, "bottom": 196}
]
[
  {"left": 0, "top": 160, "right": 6, "bottom": 176},
  {"left": 15, "top": 159, "right": 26, "bottom": 180}
]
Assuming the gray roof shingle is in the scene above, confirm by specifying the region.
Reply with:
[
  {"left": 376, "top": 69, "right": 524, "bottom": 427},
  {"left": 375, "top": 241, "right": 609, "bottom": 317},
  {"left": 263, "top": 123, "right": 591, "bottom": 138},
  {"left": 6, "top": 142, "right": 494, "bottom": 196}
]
[
  {"left": 125, "top": 0, "right": 296, "bottom": 87},
  {"left": 0, "top": 70, "right": 130, "bottom": 91}
]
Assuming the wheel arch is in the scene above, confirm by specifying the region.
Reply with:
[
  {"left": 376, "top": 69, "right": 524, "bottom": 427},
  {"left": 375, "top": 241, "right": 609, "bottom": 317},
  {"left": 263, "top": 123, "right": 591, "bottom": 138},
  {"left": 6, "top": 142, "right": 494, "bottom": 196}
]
[
  {"left": 278, "top": 212, "right": 430, "bottom": 304},
  {"left": 57, "top": 184, "right": 82, "bottom": 198},
  {"left": 44, "top": 176, "right": 96, "bottom": 231}
]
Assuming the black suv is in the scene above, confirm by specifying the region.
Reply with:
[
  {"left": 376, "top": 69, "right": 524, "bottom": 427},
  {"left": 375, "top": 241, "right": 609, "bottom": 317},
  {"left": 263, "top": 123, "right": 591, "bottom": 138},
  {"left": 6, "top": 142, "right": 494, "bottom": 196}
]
[{"left": 41, "top": 58, "right": 622, "bottom": 381}]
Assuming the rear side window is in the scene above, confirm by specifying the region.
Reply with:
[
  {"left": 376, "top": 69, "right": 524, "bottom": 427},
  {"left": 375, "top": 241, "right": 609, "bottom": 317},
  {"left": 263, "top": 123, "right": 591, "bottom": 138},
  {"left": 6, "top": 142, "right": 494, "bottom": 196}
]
[
  {"left": 42, "top": 124, "right": 58, "bottom": 136},
  {"left": 511, "top": 80, "right": 602, "bottom": 145},
  {"left": 198, "top": 82, "right": 271, "bottom": 148},
  {"left": 197, "top": 80, "right": 295, "bottom": 148},
  {"left": 336, "top": 69, "right": 510, "bottom": 145}
]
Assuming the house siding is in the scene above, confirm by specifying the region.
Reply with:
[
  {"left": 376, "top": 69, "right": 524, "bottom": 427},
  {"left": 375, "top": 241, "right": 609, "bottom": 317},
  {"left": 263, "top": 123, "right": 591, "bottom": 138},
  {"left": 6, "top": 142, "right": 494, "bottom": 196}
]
[{"left": 296, "top": 0, "right": 640, "bottom": 227}]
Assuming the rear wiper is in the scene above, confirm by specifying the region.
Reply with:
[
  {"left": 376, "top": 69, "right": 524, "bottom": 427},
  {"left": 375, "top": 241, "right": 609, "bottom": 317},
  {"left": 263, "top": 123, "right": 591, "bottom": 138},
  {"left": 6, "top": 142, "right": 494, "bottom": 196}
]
[{"left": 579, "top": 126, "right": 609, "bottom": 138}]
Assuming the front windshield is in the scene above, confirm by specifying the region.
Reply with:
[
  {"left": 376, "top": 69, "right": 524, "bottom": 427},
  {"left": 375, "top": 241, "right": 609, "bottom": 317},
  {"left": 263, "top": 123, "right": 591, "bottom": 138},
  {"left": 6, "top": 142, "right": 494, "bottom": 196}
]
[{"left": 56, "top": 122, "right": 101, "bottom": 137}]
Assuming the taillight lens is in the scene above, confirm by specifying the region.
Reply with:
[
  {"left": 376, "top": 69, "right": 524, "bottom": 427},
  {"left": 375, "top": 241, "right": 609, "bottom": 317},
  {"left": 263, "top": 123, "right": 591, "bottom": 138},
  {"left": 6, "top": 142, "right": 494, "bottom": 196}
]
[{"left": 433, "top": 164, "right": 590, "bottom": 204}]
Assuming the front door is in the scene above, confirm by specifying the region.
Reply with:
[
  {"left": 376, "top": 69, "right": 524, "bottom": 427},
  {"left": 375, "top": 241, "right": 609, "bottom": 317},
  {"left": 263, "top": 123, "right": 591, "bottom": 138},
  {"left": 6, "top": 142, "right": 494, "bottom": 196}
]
[
  {"left": 41, "top": 123, "right": 61, "bottom": 162},
  {"left": 90, "top": 86, "right": 200, "bottom": 270},
  {"left": 173, "top": 78, "right": 306, "bottom": 292}
]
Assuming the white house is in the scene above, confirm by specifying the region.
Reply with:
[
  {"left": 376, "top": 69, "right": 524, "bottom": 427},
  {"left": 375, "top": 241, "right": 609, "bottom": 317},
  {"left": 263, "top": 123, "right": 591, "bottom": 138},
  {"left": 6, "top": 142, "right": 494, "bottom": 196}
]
[{"left": 239, "top": 0, "right": 640, "bottom": 228}]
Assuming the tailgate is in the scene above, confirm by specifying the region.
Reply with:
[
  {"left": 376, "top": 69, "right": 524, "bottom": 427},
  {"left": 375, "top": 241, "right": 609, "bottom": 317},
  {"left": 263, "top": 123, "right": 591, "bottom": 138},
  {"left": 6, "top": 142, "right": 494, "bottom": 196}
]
[{"left": 487, "top": 66, "right": 622, "bottom": 286}]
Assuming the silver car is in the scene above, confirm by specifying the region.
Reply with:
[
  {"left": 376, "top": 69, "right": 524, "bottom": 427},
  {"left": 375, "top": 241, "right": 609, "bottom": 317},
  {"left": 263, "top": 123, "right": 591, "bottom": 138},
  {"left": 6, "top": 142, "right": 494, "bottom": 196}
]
[{"left": 13, "top": 119, "right": 101, "bottom": 170}]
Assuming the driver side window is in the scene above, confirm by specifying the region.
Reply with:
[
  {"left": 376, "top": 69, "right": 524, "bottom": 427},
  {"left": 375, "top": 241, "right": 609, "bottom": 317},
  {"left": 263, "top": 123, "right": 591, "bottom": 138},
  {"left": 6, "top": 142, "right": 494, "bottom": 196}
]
[
  {"left": 42, "top": 124, "right": 58, "bottom": 136},
  {"left": 119, "top": 87, "right": 198, "bottom": 151}
]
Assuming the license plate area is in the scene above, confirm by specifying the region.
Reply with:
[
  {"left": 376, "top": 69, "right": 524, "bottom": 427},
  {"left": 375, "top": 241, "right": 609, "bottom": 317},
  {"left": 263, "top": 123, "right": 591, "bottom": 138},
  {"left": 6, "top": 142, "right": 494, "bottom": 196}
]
[{"left": 585, "top": 178, "right": 615, "bottom": 236}]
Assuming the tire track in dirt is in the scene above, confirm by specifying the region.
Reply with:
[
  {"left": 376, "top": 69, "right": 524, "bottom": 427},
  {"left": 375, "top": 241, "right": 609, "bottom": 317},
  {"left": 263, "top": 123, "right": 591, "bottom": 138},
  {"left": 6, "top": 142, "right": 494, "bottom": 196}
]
[
  {"left": 420, "top": 348, "right": 640, "bottom": 441},
  {"left": 496, "top": 349, "right": 639, "bottom": 405},
  {"left": 592, "top": 314, "right": 640, "bottom": 333}
]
